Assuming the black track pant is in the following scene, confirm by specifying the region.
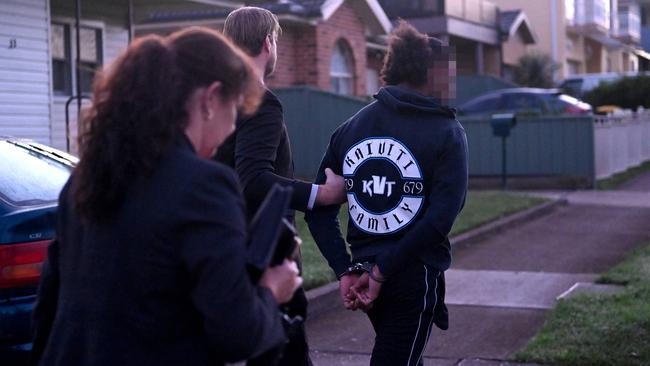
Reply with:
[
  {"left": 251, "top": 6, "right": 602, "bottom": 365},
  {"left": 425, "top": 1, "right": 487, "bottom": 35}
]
[{"left": 366, "top": 264, "right": 440, "bottom": 366}]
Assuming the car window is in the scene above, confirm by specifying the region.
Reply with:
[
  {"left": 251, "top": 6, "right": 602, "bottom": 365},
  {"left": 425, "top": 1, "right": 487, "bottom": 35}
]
[
  {"left": 543, "top": 94, "right": 571, "bottom": 114},
  {"left": 0, "top": 141, "right": 72, "bottom": 206},
  {"left": 560, "top": 79, "right": 582, "bottom": 97},
  {"left": 501, "top": 93, "right": 544, "bottom": 115},
  {"left": 461, "top": 95, "right": 502, "bottom": 115},
  {"left": 594, "top": 77, "right": 618, "bottom": 89}
]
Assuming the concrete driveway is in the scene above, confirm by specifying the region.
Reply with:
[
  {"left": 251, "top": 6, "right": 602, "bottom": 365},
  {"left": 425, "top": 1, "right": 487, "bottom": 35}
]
[{"left": 305, "top": 175, "right": 650, "bottom": 365}]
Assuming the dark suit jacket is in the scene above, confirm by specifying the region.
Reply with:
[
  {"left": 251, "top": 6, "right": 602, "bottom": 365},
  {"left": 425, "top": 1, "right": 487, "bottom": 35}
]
[
  {"left": 214, "top": 90, "right": 312, "bottom": 219},
  {"left": 31, "top": 136, "right": 286, "bottom": 366}
]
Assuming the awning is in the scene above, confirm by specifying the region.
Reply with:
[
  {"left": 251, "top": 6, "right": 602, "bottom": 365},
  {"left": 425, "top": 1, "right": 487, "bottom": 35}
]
[{"left": 634, "top": 48, "right": 650, "bottom": 61}]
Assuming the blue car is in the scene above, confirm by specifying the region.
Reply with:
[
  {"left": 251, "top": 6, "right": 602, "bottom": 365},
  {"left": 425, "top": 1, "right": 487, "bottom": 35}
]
[{"left": 0, "top": 138, "right": 76, "bottom": 364}]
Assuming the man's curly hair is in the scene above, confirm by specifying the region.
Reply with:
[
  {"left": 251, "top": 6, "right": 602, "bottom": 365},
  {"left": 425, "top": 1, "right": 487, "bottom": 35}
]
[{"left": 381, "top": 21, "right": 444, "bottom": 87}]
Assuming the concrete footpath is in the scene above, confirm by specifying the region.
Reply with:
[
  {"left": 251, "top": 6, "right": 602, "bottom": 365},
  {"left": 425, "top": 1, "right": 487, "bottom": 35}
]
[{"left": 304, "top": 175, "right": 650, "bottom": 365}]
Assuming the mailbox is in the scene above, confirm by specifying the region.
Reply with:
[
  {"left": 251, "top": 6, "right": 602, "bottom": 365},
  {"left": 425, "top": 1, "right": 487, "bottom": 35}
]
[{"left": 490, "top": 113, "right": 517, "bottom": 138}]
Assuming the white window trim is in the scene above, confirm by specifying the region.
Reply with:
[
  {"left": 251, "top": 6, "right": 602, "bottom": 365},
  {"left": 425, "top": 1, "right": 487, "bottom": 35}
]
[
  {"left": 51, "top": 16, "right": 106, "bottom": 100},
  {"left": 330, "top": 40, "right": 355, "bottom": 95},
  {"left": 331, "top": 71, "right": 354, "bottom": 78}
]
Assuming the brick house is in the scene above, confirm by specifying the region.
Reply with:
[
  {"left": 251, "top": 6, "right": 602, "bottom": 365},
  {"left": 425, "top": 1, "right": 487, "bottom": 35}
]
[
  {"left": 378, "top": 0, "right": 538, "bottom": 79},
  {"left": 136, "top": 0, "right": 392, "bottom": 97}
]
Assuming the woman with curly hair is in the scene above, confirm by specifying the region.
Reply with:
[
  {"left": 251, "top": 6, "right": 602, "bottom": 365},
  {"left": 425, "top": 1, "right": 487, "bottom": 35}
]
[
  {"left": 306, "top": 21, "right": 468, "bottom": 365},
  {"left": 30, "top": 27, "right": 301, "bottom": 366}
]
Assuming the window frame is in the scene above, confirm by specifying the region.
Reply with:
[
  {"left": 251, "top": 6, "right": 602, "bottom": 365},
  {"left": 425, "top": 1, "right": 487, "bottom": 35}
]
[
  {"left": 50, "top": 17, "right": 105, "bottom": 97},
  {"left": 51, "top": 22, "right": 72, "bottom": 96},
  {"left": 330, "top": 40, "right": 355, "bottom": 96},
  {"left": 460, "top": 94, "right": 503, "bottom": 115},
  {"left": 501, "top": 93, "right": 546, "bottom": 115}
]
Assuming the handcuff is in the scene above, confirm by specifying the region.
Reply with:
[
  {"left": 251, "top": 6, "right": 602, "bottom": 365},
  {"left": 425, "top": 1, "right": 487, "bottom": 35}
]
[{"left": 340, "top": 261, "right": 387, "bottom": 283}]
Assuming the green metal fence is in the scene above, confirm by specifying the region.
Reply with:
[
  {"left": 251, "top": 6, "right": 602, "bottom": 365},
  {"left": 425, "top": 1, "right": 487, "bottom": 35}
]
[
  {"left": 275, "top": 87, "right": 597, "bottom": 185},
  {"left": 453, "top": 74, "right": 517, "bottom": 107},
  {"left": 462, "top": 116, "right": 595, "bottom": 180},
  {"left": 274, "top": 87, "right": 369, "bottom": 178}
]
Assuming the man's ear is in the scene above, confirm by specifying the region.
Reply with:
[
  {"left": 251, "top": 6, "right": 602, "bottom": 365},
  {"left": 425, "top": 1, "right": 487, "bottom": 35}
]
[{"left": 263, "top": 34, "right": 272, "bottom": 54}]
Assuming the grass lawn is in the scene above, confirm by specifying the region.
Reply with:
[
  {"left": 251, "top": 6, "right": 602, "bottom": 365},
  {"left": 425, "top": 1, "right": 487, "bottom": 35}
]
[
  {"left": 596, "top": 160, "right": 650, "bottom": 190},
  {"left": 513, "top": 242, "right": 650, "bottom": 366},
  {"left": 297, "top": 191, "right": 547, "bottom": 290}
]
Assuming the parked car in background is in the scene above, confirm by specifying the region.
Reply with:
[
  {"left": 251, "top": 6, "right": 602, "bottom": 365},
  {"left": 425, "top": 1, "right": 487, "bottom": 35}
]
[
  {"left": 458, "top": 88, "right": 592, "bottom": 117},
  {"left": 0, "top": 138, "right": 77, "bottom": 364},
  {"left": 557, "top": 72, "right": 643, "bottom": 99}
]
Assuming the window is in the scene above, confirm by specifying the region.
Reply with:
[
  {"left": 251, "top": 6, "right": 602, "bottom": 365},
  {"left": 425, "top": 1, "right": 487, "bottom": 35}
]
[
  {"left": 51, "top": 22, "right": 102, "bottom": 96},
  {"left": 567, "top": 60, "right": 580, "bottom": 75},
  {"left": 0, "top": 141, "right": 72, "bottom": 206},
  {"left": 618, "top": 4, "right": 641, "bottom": 39},
  {"left": 330, "top": 40, "right": 354, "bottom": 96},
  {"left": 560, "top": 78, "right": 583, "bottom": 97},
  {"left": 587, "top": 0, "right": 610, "bottom": 29},
  {"left": 78, "top": 27, "right": 102, "bottom": 94},
  {"left": 378, "top": 0, "right": 439, "bottom": 18},
  {"left": 502, "top": 93, "right": 544, "bottom": 115},
  {"left": 51, "top": 23, "right": 71, "bottom": 94},
  {"left": 566, "top": 0, "right": 576, "bottom": 24},
  {"left": 459, "top": 95, "right": 502, "bottom": 115}
]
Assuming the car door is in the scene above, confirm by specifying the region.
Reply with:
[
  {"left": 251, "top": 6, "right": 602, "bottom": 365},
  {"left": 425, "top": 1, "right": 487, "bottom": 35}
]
[
  {"left": 501, "top": 93, "right": 545, "bottom": 116},
  {"left": 459, "top": 94, "right": 504, "bottom": 116}
]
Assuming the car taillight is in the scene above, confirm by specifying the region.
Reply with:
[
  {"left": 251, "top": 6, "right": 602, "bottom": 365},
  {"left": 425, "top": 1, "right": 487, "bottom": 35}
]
[
  {"left": 565, "top": 104, "right": 588, "bottom": 114},
  {"left": 0, "top": 240, "right": 50, "bottom": 289}
]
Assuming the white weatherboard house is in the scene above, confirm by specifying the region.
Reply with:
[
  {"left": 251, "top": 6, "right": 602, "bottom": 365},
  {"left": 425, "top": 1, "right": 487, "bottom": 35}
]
[{"left": 0, "top": 0, "right": 239, "bottom": 154}]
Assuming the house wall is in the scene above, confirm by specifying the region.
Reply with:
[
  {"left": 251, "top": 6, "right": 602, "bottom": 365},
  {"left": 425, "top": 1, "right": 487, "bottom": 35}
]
[
  {"left": 49, "top": 3, "right": 129, "bottom": 152},
  {"left": 266, "top": 24, "right": 299, "bottom": 88},
  {"left": 267, "top": 24, "right": 317, "bottom": 89},
  {"left": 566, "top": 32, "right": 586, "bottom": 63},
  {"left": 446, "top": 0, "right": 499, "bottom": 26},
  {"left": 585, "top": 38, "right": 605, "bottom": 72},
  {"left": 366, "top": 50, "right": 384, "bottom": 94},
  {"left": 484, "top": 44, "right": 502, "bottom": 76},
  {"left": 267, "top": 2, "right": 368, "bottom": 96},
  {"left": 49, "top": 24, "right": 128, "bottom": 152},
  {"left": 491, "top": 0, "right": 567, "bottom": 78},
  {"left": 316, "top": 2, "right": 368, "bottom": 95},
  {"left": 503, "top": 31, "right": 529, "bottom": 66},
  {"left": 452, "top": 36, "right": 480, "bottom": 75},
  {"left": 0, "top": 0, "right": 52, "bottom": 145}
]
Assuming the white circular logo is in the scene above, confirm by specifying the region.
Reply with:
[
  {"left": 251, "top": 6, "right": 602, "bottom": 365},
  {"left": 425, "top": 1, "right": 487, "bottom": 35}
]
[{"left": 342, "top": 137, "right": 425, "bottom": 235}]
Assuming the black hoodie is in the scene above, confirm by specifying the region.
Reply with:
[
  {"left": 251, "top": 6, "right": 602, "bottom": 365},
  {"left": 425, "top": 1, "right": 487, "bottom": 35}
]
[{"left": 305, "top": 85, "right": 468, "bottom": 279}]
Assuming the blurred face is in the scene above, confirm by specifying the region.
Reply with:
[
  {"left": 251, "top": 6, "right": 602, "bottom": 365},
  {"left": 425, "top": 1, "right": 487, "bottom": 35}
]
[{"left": 427, "top": 59, "right": 457, "bottom": 103}]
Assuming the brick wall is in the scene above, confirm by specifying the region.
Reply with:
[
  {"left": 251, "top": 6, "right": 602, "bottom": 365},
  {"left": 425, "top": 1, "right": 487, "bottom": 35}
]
[
  {"left": 266, "top": 24, "right": 297, "bottom": 88},
  {"left": 266, "top": 2, "right": 370, "bottom": 96},
  {"left": 315, "top": 2, "right": 367, "bottom": 95},
  {"left": 267, "top": 24, "right": 319, "bottom": 88}
]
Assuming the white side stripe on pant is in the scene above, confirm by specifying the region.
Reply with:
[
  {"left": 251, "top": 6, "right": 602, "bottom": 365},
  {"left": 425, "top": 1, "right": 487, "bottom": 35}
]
[
  {"left": 418, "top": 274, "right": 439, "bottom": 365},
  {"left": 406, "top": 265, "right": 429, "bottom": 366}
]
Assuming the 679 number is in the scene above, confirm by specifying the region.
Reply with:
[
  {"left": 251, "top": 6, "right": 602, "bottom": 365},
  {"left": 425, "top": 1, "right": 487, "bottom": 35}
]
[{"left": 403, "top": 181, "right": 424, "bottom": 195}]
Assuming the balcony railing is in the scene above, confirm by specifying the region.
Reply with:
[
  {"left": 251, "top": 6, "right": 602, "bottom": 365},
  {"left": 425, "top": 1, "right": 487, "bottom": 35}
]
[
  {"left": 617, "top": 4, "right": 641, "bottom": 40},
  {"left": 568, "top": 0, "right": 611, "bottom": 31},
  {"left": 378, "top": 0, "right": 442, "bottom": 19},
  {"left": 445, "top": 0, "right": 498, "bottom": 27}
]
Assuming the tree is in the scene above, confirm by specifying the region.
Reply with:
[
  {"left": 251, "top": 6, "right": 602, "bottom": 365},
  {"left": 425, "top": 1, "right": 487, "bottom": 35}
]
[
  {"left": 585, "top": 75, "right": 650, "bottom": 110},
  {"left": 513, "top": 53, "right": 558, "bottom": 88}
]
